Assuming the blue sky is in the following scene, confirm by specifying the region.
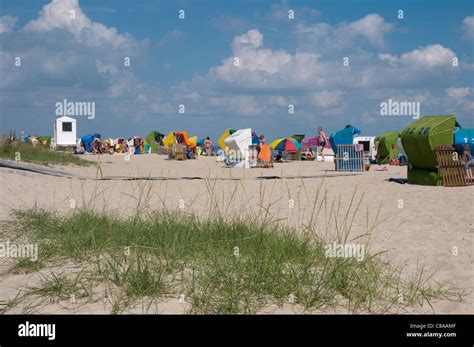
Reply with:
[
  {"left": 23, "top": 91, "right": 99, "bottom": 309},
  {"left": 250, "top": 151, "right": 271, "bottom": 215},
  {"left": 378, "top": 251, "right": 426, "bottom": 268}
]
[{"left": 0, "top": 0, "right": 473, "bottom": 141}]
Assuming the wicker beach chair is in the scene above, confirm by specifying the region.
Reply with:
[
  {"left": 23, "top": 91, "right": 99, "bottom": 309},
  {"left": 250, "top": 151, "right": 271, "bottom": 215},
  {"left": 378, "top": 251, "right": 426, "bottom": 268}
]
[
  {"left": 257, "top": 144, "right": 273, "bottom": 168},
  {"left": 435, "top": 145, "right": 473, "bottom": 187}
]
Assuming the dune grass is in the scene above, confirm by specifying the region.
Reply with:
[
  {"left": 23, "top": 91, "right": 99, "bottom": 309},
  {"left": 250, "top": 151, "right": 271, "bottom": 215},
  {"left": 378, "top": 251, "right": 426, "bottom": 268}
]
[
  {"left": 0, "top": 143, "right": 92, "bottom": 166},
  {"left": 3, "top": 200, "right": 463, "bottom": 314}
]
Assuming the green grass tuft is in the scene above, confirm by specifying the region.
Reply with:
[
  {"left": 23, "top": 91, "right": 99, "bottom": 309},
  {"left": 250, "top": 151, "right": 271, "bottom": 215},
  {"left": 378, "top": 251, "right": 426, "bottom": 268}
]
[
  {"left": 0, "top": 143, "right": 93, "bottom": 166},
  {"left": 3, "top": 206, "right": 464, "bottom": 314}
]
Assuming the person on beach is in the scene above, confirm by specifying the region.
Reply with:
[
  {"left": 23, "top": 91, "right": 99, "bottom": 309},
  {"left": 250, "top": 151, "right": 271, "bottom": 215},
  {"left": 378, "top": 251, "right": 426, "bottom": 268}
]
[
  {"left": 257, "top": 134, "right": 266, "bottom": 153},
  {"left": 317, "top": 127, "right": 328, "bottom": 161},
  {"left": 302, "top": 147, "right": 315, "bottom": 160},
  {"left": 90, "top": 136, "right": 101, "bottom": 154},
  {"left": 462, "top": 144, "right": 472, "bottom": 168},
  {"left": 204, "top": 137, "right": 213, "bottom": 155}
]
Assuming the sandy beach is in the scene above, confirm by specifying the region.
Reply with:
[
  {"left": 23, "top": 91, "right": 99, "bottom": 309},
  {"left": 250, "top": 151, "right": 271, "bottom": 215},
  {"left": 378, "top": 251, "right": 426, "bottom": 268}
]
[{"left": 1, "top": 155, "right": 472, "bottom": 314}]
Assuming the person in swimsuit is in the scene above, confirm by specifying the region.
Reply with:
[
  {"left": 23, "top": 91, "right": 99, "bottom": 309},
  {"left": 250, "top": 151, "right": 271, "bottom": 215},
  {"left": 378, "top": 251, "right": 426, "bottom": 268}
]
[{"left": 317, "top": 127, "right": 328, "bottom": 161}]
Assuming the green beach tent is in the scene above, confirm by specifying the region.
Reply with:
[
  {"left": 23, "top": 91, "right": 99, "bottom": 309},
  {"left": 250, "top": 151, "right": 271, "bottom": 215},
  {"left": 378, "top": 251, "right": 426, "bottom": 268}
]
[
  {"left": 146, "top": 131, "right": 165, "bottom": 153},
  {"left": 401, "top": 115, "right": 459, "bottom": 186},
  {"left": 375, "top": 131, "right": 400, "bottom": 164}
]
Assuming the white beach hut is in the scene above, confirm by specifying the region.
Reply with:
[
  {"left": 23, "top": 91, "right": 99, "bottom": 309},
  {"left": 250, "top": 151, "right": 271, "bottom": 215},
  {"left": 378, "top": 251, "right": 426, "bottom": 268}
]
[{"left": 53, "top": 116, "right": 77, "bottom": 149}]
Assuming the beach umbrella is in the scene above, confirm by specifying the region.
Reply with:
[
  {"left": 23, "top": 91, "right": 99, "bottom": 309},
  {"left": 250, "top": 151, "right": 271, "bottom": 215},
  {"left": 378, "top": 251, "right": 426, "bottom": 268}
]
[
  {"left": 270, "top": 137, "right": 301, "bottom": 153},
  {"left": 218, "top": 128, "right": 236, "bottom": 151},
  {"left": 196, "top": 138, "right": 205, "bottom": 147}
]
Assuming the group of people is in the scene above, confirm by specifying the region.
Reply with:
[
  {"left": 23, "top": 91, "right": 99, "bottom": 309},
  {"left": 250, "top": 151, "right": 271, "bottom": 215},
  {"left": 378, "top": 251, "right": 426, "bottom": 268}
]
[
  {"left": 203, "top": 128, "right": 329, "bottom": 163},
  {"left": 77, "top": 135, "right": 144, "bottom": 155},
  {"left": 79, "top": 128, "right": 330, "bottom": 159},
  {"left": 258, "top": 127, "right": 328, "bottom": 163}
]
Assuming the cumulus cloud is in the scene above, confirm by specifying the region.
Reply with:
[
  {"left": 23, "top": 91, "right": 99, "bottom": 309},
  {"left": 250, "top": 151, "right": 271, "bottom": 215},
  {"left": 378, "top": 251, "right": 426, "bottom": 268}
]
[
  {"left": 0, "top": 15, "right": 17, "bottom": 33},
  {"left": 399, "top": 44, "right": 456, "bottom": 67},
  {"left": 208, "top": 28, "right": 327, "bottom": 91},
  {"left": 176, "top": 19, "right": 468, "bottom": 128},
  {"left": 207, "top": 27, "right": 457, "bottom": 96},
  {"left": 295, "top": 13, "right": 394, "bottom": 52},
  {"left": 24, "top": 0, "right": 138, "bottom": 49},
  {"left": 233, "top": 29, "right": 264, "bottom": 48},
  {"left": 0, "top": 0, "right": 163, "bottom": 135},
  {"left": 1, "top": 1, "right": 472, "bottom": 137},
  {"left": 349, "top": 14, "right": 394, "bottom": 47},
  {"left": 378, "top": 53, "right": 398, "bottom": 66},
  {"left": 4, "top": 0, "right": 147, "bottom": 83}
]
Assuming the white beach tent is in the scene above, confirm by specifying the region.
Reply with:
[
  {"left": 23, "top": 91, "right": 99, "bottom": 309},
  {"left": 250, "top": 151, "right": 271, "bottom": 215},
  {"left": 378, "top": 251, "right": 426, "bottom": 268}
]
[
  {"left": 224, "top": 128, "right": 252, "bottom": 168},
  {"left": 53, "top": 116, "right": 77, "bottom": 149}
]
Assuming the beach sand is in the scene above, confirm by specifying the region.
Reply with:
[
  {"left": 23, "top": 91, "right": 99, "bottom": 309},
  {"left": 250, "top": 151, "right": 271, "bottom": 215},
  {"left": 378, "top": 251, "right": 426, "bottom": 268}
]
[{"left": 0, "top": 154, "right": 473, "bottom": 314}]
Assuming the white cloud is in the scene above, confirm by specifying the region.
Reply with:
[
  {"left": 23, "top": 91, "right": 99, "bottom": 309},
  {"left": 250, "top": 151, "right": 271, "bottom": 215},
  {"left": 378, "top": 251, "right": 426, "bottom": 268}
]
[
  {"left": 400, "top": 44, "right": 455, "bottom": 67},
  {"left": 462, "top": 16, "right": 474, "bottom": 41},
  {"left": 295, "top": 13, "right": 393, "bottom": 51},
  {"left": 211, "top": 29, "right": 294, "bottom": 79},
  {"left": 208, "top": 28, "right": 458, "bottom": 96},
  {"left": 378, "top": 44, "right": 456, "bottom": 70},
  {"left": 446, "top": 87, "right": 471, "bottom": 99},
  {"left": 233, "top": 28, "right": 263, "bottom": 48},
  {"left": 24, "top": 0, "right": 136, "bottom": 49},
  {"left": 176, "top": 23, "right": 464, "bottom": 122},
  {"left": 0, "top": 0, "right": 165, "bottom": 131},
  {"left": 378, "top": 53, "right": 398, "bottom": 66},
  {"left": 349, "top": 14, "right": 394, "bottom": 47},
  {"left": 0, "top": 15, "right": 17, "bottom": 33},
  {"left": 171, "top": 17, "right": 471, "bottom": 128},
  {"left": 211, "top": 28, "right": 323, "bottom": 87},
  {"left": 1, "top": 1, "right": 472, "bottom": 135}
]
